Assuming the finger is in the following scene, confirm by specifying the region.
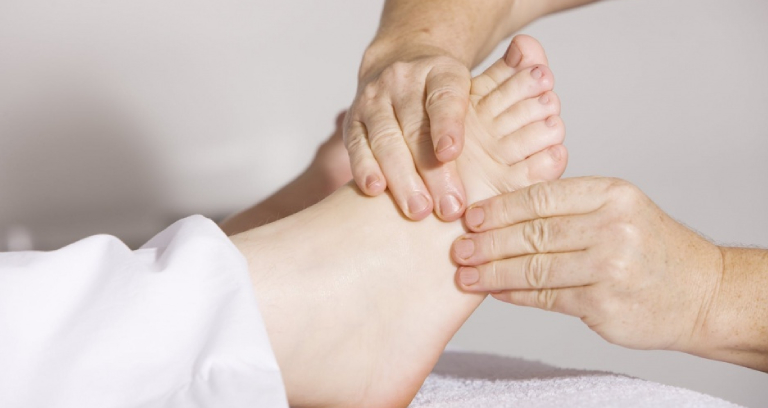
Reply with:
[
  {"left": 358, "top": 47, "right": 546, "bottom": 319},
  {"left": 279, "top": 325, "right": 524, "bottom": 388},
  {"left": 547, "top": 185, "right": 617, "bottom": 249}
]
[
  {"left": 425, "top": 63, "right": 471, "bottom": 163},
  {"left": 364, "top": 101, "right": 434, "bottom": 220},
  {"left": 465, "top": 176, "right": 611, "bottom": 232},
  {"left": 492, "top": 287, "right": 587, "bottom": 317},
  {"left": 394, "top": 90, "right": 467, "bottom": 221},
  {"left": 344, "top": 117, "right": 386, "bottom": 196},
  {"left": 456, "top": 251, "right": 598, "bottom": 292},
  {"left": 496, "top": 116, "right": 565, "bottom": 165},
  {"left": 452, "top": 213, "right": 598, "bottom": 265}
]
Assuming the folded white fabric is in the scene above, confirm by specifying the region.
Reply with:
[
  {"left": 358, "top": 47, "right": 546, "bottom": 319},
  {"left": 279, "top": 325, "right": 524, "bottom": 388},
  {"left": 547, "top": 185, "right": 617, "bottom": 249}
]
[
  {"left": 412, "top": 351, "right": 742, "bottom": 408},
  {"left": 0, "top": 216, "right": 287, "bottom": 408}
]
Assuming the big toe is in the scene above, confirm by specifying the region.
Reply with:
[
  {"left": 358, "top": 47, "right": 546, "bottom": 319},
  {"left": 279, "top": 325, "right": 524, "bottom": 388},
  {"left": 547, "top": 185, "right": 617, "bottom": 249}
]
[{"left": 471, "top": 34, "right": 549, "bottom": 98}]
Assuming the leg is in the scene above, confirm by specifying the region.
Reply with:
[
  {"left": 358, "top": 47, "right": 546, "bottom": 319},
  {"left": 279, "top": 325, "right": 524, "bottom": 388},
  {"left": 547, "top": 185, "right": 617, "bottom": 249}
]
[
  {"left": 220, "top": 112, "right": 353, "bottom": 235},
  {"left": 233, "top": 36, "right": 566, "bottom": 408}
]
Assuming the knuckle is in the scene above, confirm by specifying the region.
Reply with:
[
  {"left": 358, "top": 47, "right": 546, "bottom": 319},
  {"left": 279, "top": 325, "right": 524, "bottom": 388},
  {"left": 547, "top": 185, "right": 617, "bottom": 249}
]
[
  {"left": 368, "top": 131, "right": 404, "bottom": 154},
  {"left": 604, "top": 254, "right": 632, "bottom": 283},
  {"left": 426, "top": 86, "right": 464, "bottom": 109},
  {"left": 536, "top": 289, "right": 558, "bottom": 311},
  {"left": 525, "top": 183, "right": 554, "bottom": 218},
  {"left": 524, "top": 254, "right": 549, "bottom": 289},
  {"left": 389, "top": 61, "right": 412, "bottom": 77},
  {"left": 344, "top": 132, "right": 369, "bottom": 154},
  {"left": 522, "top": 218, "right": 548, "bottom": 253},
  {"left": 605, "top": 179, "right": 641, "bottom": 206},
  {"left": 361, "top": 82, "right": 382, "bottom": 100},
  {"left": 610, "top": 221, "right": 641, "bottom": 246}
]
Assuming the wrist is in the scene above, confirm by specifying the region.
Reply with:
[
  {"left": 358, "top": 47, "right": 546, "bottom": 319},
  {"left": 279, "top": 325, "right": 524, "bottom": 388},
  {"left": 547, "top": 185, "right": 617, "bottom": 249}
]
[
  {"left": 359, "top": 38, "right": 469, "bottom": 83},
  {"left": 688, "top": 246, "right": 768, "bottom": 371}
]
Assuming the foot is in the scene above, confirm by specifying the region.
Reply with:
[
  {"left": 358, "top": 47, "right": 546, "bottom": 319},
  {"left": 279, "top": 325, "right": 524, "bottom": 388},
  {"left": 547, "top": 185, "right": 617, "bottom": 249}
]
[
  {"left": 234, "top": 35, "right": 566, "bottom": 408},
  {"left": 220, "top": 112, "right": 352, "bottom": 234}
]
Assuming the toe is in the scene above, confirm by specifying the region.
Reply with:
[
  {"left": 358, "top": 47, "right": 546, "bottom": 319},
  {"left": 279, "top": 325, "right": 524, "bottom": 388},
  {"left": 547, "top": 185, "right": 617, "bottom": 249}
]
[
  {"left": 496, "top": 115, "right": 566, "bottom": 165},
  {"left": 477, "top": 64, "right": 555, "bottom": 118},
  {"left": 471, "top": 35, "right": 550, "bottom": 98},
  {"left": 492, "top": 90, "right": 561, "bottom": 137},
  {"left": 502, "top": 144, "right": 569, "bottom": 191}
]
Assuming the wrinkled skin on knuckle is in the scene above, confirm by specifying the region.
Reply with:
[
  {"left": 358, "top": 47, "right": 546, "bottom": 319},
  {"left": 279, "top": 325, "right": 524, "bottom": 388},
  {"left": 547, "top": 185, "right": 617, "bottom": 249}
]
[
  {"left": 536, "top": 289, "right": 558, "bottom": 311},
  {"left": 525, "top": 183, "right": 554, "bottom": 218},
  {"left": 344, "top": 132, "right": 369, "bottom": 156},
  {"left": 523, "top": 218, "right": 548, "bottom": 253},
  {"left": 368, "top": 126, "right": 404, "bottom": 153},
  {"left": 524, "top": 254, "right": 549, "bottom": 289},
  {"left": 426, "top": 86, "right": 464, "bottom": 110}
]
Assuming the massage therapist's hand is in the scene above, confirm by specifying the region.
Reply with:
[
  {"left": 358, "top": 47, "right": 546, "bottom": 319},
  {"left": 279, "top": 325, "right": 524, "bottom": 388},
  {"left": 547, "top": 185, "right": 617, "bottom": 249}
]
[
  {"left": 451, "top": 177, "right": 724, "bottom": 353},
  {"left": 344, "top": 49, "right": 471, "bottom": 221}
]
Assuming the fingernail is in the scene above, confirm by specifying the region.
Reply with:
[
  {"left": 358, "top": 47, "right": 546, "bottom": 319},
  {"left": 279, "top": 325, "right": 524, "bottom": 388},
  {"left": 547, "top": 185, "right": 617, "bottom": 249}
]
[
  {"left": 546, "top": 116, "right": 558, "bottom": 127},
  {"left": 435, "top": 136, "right": 454, "bottom": 154},
  {"left": 459, "top": 267, "right": 480, "bottom": 286},
  {"left": 454, "top": 238, "right": 475, "bottom": 260},
  {"left": 465, "top": 207, "right": 485, "bottom": 228},
  {"left": 407, "top": 193, "right": 430, "bottom": 215},
  {"left": 549, "top": 146, "right": 562, "bottom": 162},
  {"left": 531, "top": 67, "right": 543, "bottom": 80},
  {"left": 365, "top": 175, "right": 381, "bottom": 190},
  {"left": 505, "top": 42, "right": 523, "bottom": 68},
  {"left": 538, "top": 94, "right": 549, "bottom": 104},
  {"left": 439, "top": 194, "right": 462, "bottom": 217}
]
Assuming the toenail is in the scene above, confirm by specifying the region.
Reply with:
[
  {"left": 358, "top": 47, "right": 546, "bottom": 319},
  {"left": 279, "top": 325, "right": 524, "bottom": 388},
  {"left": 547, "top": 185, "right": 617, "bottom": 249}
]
[
  {"left": 439, "top": 194, "right": 462, "bottom": 217},
  {"left": 531, "top": 67, "right": 543, "bottom": 79},
  {"left": 454, "top": 238, "right": 475, "bottom": 260},
  {"left": 365, "top": 175, "right": 381, "bottom": 190},
  {"left": 548, "top": 146, "right": 562, "bottom": 162},
  {"left": 407, "top": 193, "right": 430, "bottom": 215},
  {"left": 539, "top": 94, "right": 550, "bottom": 104},
  {"left": 459, "top": 267, "right": 480, "bottom": 286},
  {"left": 435, "top": 135, "right": 454, "bottom": 154},
  {"left": 465, "top": 207, "right": 485, "bottom": 228},
  {"left": 504, "top": 42, "right": 523, "bottom": 68},
  {"left": 546, "top": 116, "right": 558, "bottom": 127}
]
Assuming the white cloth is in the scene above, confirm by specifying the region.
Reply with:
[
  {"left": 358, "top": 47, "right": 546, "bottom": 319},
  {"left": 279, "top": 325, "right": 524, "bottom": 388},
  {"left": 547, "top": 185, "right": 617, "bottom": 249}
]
[
  {"left": 0, "top": 215, "right": 288, "bottom": 408},
  {"left": 412, "top": 351, "right": 743, "bottom": 408}
]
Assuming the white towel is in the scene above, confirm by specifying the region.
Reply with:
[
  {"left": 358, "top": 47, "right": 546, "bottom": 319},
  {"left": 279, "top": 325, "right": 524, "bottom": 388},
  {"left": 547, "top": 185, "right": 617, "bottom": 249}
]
[{"left": 411, "top": 351, "right": 742, "bottom": 408}]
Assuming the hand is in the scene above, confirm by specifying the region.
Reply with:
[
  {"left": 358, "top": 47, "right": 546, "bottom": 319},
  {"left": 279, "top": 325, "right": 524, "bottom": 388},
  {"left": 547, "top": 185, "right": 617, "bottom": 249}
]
[
  {"left": 451, "top": 177, "right": 724, "bottom": 352},
  {"left": 344, "top": 52, "right": 471, "bottom": 221}
]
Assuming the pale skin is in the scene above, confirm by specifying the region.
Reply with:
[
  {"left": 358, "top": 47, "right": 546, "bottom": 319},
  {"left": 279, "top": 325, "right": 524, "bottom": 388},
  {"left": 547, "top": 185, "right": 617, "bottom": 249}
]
[
  {"left": 229, "top": 37, "right": 568, "bottom": 407},
  {"left": 452, "top": 177, "right": 768, "bottom": 372},
  {"left": 353, "top": 0, "right": 768, "bottom": 373},
  {"left": 346, "top": 0, "right": 599, "bottom": 221}
]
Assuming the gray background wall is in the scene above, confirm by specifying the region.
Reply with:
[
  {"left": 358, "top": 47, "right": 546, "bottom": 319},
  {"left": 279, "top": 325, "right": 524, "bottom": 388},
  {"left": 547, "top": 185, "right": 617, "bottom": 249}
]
[{"left": 1, "top": 0, "right": 766, "bottom": 406}]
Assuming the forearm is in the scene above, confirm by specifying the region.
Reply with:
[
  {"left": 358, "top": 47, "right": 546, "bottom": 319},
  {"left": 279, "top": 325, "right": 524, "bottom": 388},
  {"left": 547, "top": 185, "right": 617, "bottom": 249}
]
[
  {"left": 695, "top": 247, "right": 768, "bottom": 371},
  {"left": 362, "top": 0, "right": 603, "bottom": 78},
  {"left": 361, "top": 0, "right": 523, "bottom": 77}
]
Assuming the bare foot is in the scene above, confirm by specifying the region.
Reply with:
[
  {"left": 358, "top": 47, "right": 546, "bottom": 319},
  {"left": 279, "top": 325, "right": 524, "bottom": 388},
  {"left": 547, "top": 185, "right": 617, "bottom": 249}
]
[
  {"left": 232, "top": 35, "right": 566, "bottom": 408},
  {"left": 220, "top": 112, "right": 352, "bottom": 234}
]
